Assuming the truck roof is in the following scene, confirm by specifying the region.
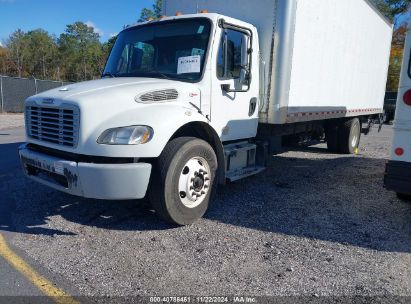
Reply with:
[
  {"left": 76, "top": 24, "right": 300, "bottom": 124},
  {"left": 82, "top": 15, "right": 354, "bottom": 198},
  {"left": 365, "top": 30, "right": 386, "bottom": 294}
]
[
  {"left": 363, "top": 0, "right": 393, "bottom": 26},
  {"left": 123, "top": 13, "right": 256, "bottom": 32}
]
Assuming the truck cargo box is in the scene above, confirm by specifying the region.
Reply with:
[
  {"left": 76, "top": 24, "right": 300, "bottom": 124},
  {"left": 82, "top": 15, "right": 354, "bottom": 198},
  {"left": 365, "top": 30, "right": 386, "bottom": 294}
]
[{"left": 163, "top": 0, "right": 393, "bottom": 124}]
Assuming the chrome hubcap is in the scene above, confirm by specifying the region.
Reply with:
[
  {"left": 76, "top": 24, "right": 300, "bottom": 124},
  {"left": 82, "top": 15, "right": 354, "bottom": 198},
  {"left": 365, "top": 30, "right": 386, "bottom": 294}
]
[{"left": 178, "top": 157, "right": 211, "bottom": 208}]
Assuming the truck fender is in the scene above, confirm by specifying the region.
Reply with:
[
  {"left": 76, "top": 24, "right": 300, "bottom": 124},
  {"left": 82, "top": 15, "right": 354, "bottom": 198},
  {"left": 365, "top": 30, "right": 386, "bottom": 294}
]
[{"left": 169, "top": 121, "right": 226, "bottom": 185}]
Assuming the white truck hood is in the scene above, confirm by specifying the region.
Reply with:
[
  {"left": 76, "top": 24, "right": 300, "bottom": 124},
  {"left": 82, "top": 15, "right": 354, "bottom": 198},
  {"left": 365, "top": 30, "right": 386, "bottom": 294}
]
[
  {"left": 27, "top": 77, "right": 203, "bottom": 117},
  {"left": 30, "top": 77, "right": 192, "bottom": 103}
]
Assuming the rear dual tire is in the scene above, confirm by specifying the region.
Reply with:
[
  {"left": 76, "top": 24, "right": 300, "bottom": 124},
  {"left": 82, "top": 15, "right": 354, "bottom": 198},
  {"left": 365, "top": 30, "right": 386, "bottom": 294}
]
[
  {"left": 149, "top": 137, "right": 218, "bottom": 226},
  {"left": 325, "top": 124, "right": 339, "bottom": 153},
  {"left": 326, "top": 118, "right": 361, "bottom": 154}
]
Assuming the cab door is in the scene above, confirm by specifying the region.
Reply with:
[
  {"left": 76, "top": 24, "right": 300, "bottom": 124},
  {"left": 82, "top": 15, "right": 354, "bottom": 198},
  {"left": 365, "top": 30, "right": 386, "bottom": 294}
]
[{"left": 210, "top": 21, "right": 259, "bottom": 142}]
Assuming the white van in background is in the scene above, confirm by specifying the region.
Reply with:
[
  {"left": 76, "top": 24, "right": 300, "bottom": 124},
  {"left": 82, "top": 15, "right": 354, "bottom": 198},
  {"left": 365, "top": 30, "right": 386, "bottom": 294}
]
[{"left": 384, "top": 22, "right": 411, "bottom": 201}]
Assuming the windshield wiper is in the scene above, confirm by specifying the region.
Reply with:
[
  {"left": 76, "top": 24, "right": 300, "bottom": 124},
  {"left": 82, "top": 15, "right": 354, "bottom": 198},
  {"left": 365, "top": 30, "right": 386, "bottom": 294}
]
[
  {"left": 158, "top": 73, "right": 172, "bottom": 80},
  {"left": 101, "top": 72, "right": 117, "bottom": 78},
  {"left": 151, "top": 70, "right": 173, "bottom": 80}
]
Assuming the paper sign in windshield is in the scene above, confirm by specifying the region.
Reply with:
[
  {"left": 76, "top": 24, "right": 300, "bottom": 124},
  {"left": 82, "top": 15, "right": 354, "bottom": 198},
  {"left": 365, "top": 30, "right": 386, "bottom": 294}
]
[{"left": 177, "top": 55, "right": 201, "bottom": 74}]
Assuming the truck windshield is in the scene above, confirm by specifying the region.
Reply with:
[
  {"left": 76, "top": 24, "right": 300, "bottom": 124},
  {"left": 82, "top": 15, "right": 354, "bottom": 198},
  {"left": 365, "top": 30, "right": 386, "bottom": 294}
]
[{"left": 103, "top": 19, "right": 212, "bottom": 82}]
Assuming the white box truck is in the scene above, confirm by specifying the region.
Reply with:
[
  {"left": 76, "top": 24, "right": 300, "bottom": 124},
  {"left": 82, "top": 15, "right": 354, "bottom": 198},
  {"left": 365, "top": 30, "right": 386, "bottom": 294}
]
[
  {"left": 19, "top": 0, "right": 393, "bottom": 225},
  {"left": 384, "top": 22, "right": 411, "bottom": 201}
]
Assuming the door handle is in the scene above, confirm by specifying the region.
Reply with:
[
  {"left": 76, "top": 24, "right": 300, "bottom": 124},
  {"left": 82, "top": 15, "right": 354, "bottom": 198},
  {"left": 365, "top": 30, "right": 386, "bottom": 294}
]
[{"left": 249, "top": 97, "right": 257, "bottom": 116}]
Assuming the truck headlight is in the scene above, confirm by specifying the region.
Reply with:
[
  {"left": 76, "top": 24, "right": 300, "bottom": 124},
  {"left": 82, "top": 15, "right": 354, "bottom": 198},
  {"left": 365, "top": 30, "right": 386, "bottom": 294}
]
[{"left": 97, "top": 126, "right": 154, "bottom": 145}]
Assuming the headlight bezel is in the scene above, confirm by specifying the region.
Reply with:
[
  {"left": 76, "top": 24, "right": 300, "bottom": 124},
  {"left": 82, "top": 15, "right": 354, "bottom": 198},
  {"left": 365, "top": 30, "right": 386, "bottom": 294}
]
[{"left": 97, "top": 125, "right": 154, "bottom": 145}]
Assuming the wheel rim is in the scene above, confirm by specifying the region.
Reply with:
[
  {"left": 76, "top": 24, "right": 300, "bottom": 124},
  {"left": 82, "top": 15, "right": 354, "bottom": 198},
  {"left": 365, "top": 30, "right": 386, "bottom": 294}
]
[
  {"left": 351, "top": 122, "right": 360, "bottom": 148},
  {"left": 178, "top": 157, "right": 211, "bottom": 209}
]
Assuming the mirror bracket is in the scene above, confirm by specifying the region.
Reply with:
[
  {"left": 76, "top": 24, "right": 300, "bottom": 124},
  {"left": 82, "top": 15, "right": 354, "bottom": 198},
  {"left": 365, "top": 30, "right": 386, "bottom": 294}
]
[
  {"left": 221, "top": 82, "right": 250, "bottom": 93},
  {"left": 221, "top": 84, "right": 231, "bottom": 92}
]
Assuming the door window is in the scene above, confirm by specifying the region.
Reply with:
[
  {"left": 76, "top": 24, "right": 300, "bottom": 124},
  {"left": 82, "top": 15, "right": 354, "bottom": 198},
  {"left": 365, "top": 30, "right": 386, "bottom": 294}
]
[{"left": 217, "top": 29, "right": 245, "bottom": 79}]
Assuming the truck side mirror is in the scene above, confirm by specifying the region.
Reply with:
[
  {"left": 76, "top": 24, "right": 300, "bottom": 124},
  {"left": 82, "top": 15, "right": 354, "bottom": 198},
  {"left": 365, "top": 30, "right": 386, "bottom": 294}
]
[
  {"left": 239, "top": 67, "right": 249, "bottom": 85},
  {"left": 239, "top": 34, "right": 250, "bottom": 85},
  {"left": 241, "top": 34, "right": 250, "bottom": 68},
  {"left": 220, "top": 26, "right": 252, "bottom": 93}
]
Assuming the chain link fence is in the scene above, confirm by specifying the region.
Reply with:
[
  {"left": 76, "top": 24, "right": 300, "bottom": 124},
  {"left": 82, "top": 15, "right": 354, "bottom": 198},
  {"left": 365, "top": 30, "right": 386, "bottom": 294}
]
[{"left": 0, "top": 75, "right": 72, "bottom": 113}]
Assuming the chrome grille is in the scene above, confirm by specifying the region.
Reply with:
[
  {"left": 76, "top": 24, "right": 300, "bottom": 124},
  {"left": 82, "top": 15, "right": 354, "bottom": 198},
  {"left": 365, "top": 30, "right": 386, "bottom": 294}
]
[
  {"left": 26, "top": 105, "right": 80, "bottom": 147},
  {"left": 138, "top": 89, "right": 179, "bottom": 103}
]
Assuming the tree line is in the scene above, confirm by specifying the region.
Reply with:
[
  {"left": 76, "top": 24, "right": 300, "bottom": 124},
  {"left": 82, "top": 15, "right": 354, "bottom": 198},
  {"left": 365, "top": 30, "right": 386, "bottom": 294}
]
[
  {"left": 0, "top": 0, "right": 163, "bottom": 82},
  {"left": 0, "top": 22, "right": 117, "bottom": 82},
  {"left": 0, "top": 0, "right": 409, "bottom": 90}
]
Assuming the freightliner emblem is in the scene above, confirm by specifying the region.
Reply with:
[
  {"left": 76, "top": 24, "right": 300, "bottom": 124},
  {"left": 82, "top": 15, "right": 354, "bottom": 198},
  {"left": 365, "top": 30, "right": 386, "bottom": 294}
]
[{"left": 42, "top": 98, "right": 55, "bottom": 105}]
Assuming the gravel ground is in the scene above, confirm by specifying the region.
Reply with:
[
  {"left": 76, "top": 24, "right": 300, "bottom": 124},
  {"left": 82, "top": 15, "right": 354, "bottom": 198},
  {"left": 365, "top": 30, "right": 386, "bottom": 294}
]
[
  {"left": 1, "top": 125, "right": 410, "bottom": 299},
  {"left": 0, "top": 113, "right": 25, "bottom": 130}
]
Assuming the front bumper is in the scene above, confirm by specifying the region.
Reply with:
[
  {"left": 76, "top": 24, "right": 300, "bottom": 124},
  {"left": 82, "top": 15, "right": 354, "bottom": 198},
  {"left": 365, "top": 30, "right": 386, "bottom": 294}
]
[
  {"left": 384, "top": 160, "right": 411, "bottom": 195},
  {"left": 19, "top": 144, "right": 152, "bottom": 200}
]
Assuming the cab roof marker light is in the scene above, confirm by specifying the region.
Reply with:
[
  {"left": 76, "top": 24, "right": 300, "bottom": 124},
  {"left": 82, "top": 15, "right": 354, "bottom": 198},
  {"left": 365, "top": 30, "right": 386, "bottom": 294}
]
[
  {"left": 200, "top": 10, "right": 209, "bottom": 14},
  {"left": 175, "top": 12, "right": 182, "bottom": 16}
]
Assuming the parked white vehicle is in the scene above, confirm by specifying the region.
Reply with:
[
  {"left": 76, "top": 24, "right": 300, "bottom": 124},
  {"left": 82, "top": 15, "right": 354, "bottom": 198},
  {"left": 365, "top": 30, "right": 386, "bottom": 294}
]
[
  {"left": 20, "top": 0, "right": 393, "bottom": 225},
  {"left": 384, "top": 22, "right": 411, "bottom": 201}
]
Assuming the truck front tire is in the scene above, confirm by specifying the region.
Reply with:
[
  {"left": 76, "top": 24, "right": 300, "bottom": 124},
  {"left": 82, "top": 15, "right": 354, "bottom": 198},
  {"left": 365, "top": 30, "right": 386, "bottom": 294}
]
[{"left": 150, "top": 137, "right": 218, "bottom": 225}]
